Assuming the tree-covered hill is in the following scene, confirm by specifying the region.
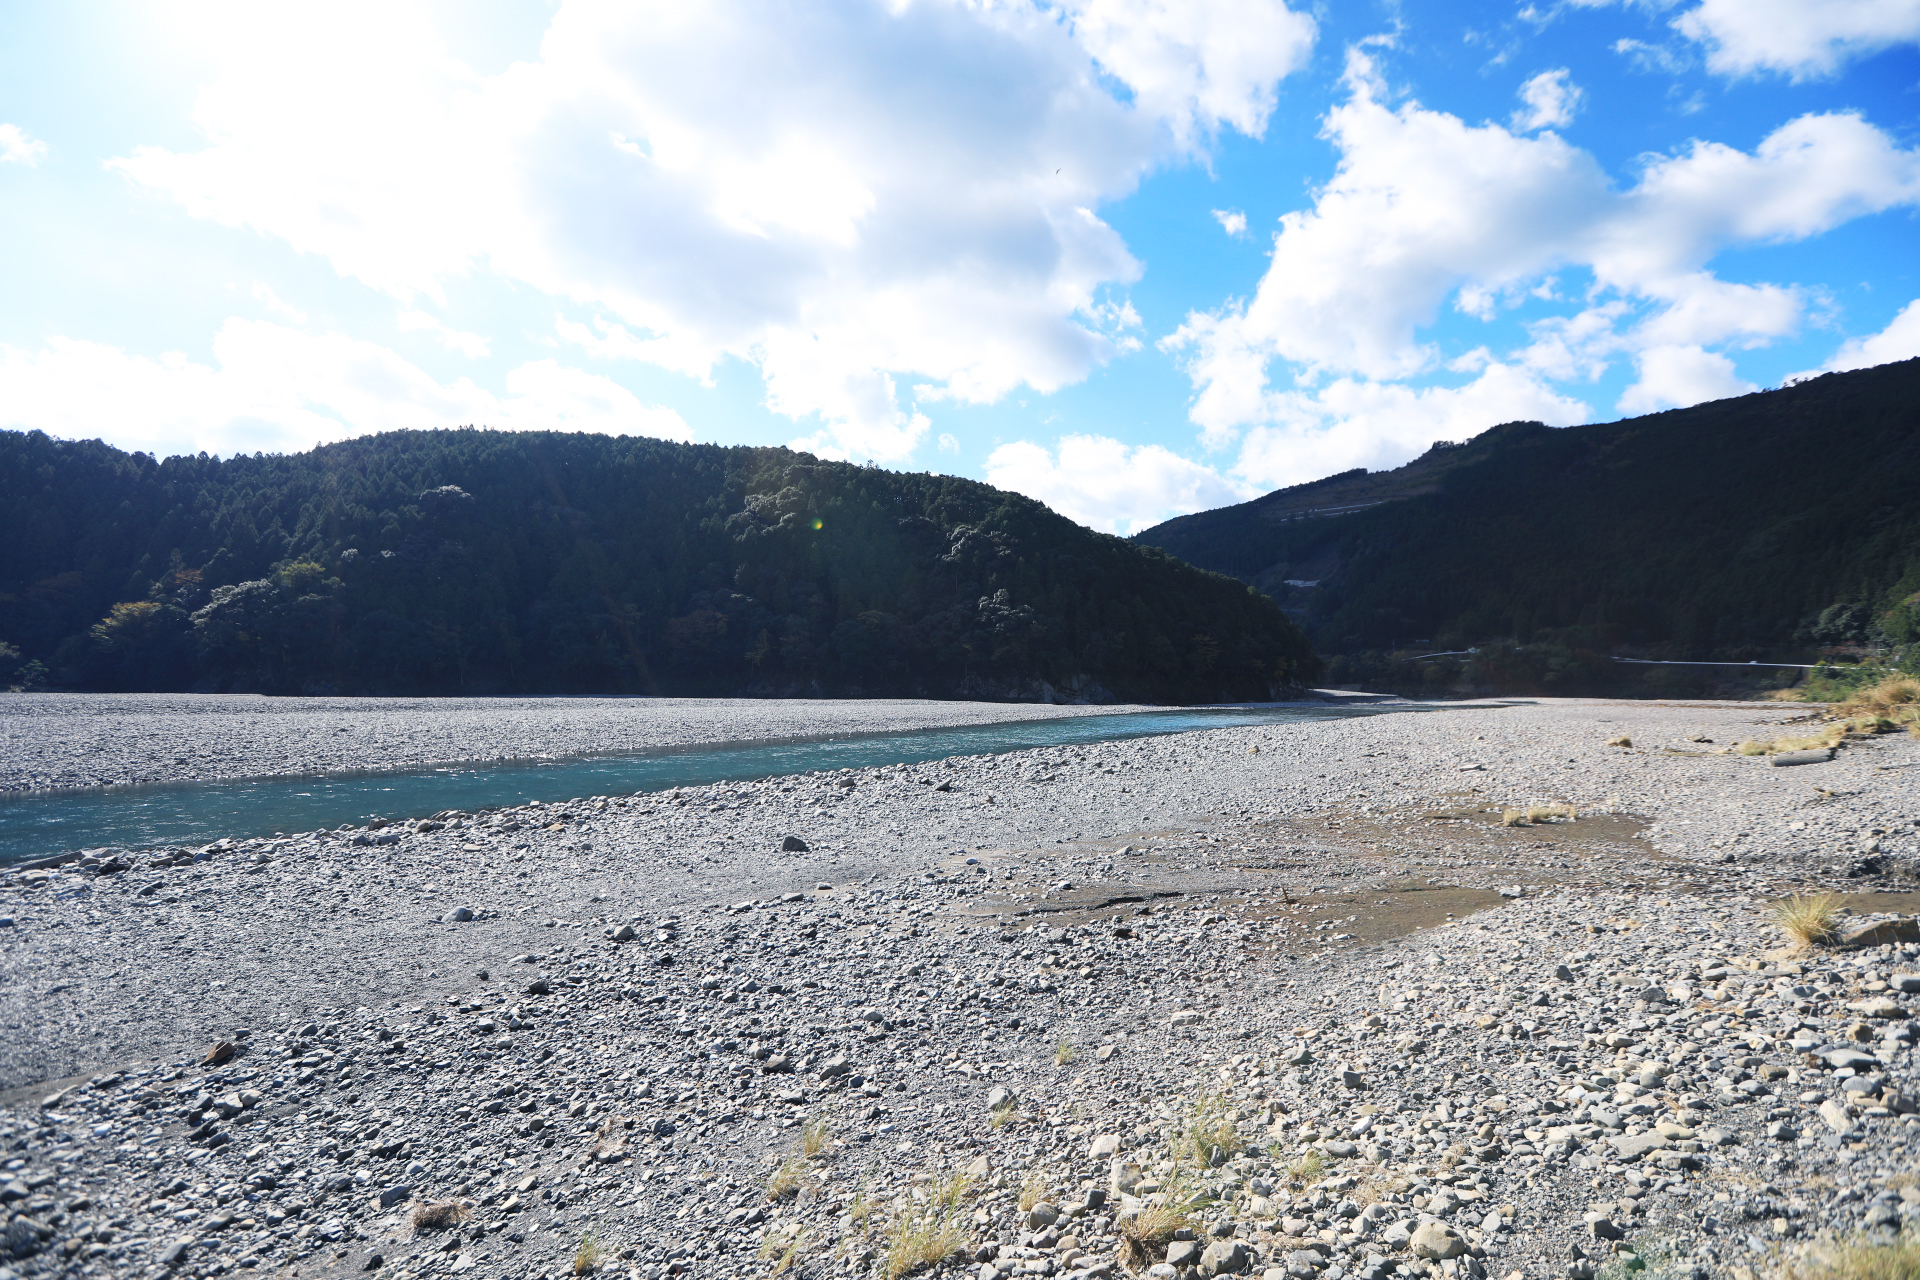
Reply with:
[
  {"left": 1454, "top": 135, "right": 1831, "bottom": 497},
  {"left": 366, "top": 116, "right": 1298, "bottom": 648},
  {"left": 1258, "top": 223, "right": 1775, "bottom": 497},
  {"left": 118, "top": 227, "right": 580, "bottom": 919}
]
[
  {"left": 1134, "top": 358, "right": 1920, "bottom": 682},
  {"left": 0, "top": 429, "right": 1319, "bottom": 701}
]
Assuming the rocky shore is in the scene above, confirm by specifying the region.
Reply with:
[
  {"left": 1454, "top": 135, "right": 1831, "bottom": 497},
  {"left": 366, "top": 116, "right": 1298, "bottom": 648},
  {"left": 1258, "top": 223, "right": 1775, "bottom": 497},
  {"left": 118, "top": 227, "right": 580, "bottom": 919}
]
[
  {"left": 2, "top": 697, "right": 1918, "bottom": 1280},
  {"left": 0, "top": 695, "right": 1153, "bottom": 794}
]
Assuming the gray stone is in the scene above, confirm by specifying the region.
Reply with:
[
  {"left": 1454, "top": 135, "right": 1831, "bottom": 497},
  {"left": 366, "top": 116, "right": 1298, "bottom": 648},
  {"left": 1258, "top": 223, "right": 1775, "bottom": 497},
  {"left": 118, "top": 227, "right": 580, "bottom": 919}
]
[
  {"left": 1167, "top": 1240, "right": 1202, "bottom": 1268},
  {"left": 986, "top": 1086, "right": 1017, "bottom": 1112},
  {"left": 449, "top": 907, "right": 474, "bottom": 922},
  {"left": 1409, "top": 1222, "right": 1467, "bottom": 1261},
  {"left": 1607, "top": 1131, "right": 1668, "bottom": 1160},
  {"left": 1028, "top": 1202, "right": 1060, "bottom": 1229},
  {"left": 378, "top": 1186, "right": 411, "bottom": 1208},
  {"left": 782, "top": 836, "right": 809, "bottom": 852},
  {"left": 1201, "top": 1240, "right": 1251, "bottom": 1276}
]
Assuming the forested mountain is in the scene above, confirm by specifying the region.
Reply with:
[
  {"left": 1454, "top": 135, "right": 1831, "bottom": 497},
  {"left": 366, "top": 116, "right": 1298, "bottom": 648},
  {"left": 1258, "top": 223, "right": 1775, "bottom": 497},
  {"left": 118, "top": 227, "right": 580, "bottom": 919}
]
[
  {"left": 1134, "top": 358, "right": 1920, "bottom": 694},
  {"left": 0, "top": 429, "right": 1318, "bottom": 701}
]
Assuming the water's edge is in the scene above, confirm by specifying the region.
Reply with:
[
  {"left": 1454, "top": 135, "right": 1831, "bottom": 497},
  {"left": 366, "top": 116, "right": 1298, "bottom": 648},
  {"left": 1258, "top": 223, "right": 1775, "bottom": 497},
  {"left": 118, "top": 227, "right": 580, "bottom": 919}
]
[{"left": 0, "top": 702, "right": 1429, "bottom": 864}]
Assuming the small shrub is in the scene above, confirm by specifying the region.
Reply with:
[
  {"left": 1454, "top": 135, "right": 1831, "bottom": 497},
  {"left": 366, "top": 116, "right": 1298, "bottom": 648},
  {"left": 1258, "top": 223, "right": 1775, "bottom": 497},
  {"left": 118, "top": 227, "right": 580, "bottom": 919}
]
[
  {"left": 1500, "top": 809, "right": 1527, "bottom": 827},
  {"left": 1054, "top": 1040, "right": 1077, "bottom": 1065},
  {"left": 1773, "top": 892, "right": 1846, "bottom": 952}
]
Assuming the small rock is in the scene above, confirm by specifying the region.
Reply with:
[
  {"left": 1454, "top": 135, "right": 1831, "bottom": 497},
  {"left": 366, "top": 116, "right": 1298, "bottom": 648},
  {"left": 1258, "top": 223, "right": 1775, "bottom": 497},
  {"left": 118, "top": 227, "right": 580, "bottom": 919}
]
[
  {"left": 1200, "top": 1240, "right": 1251, "bottom": 1276},
  {"left": 378, "top": 1186, "right": 411, "bottom": 1209},
  {"left": 1089, "top": 1133, "right": 1121, "bottom": 1159},
  {"left": 782, "top": 836, "right": 809, "bottom": 852},
  {"left": 449, "top": 907, "right": 474, "bottom": 923},
  {"left": 1028, "top": 1202, "right": 1060, "bottom": 1229},
  {"left": 1170, "top": 1009, "right": 1204, "bottom": 1029},
  {"left": 986, "top": 1086, "right": 1017, "bottom": 1112}
]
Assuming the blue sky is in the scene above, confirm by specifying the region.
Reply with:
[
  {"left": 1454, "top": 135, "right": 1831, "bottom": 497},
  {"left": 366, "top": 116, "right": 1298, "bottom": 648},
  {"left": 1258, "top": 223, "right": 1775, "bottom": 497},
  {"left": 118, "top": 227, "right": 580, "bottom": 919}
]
[{"left": 1, "top": 0, "right": 1917, "bottom": 533}]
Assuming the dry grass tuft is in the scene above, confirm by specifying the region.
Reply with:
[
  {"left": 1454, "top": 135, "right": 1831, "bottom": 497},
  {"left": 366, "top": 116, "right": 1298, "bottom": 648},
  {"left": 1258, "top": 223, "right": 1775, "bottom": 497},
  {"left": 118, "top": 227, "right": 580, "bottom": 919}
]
[
  {"left": 411, "top": 1200, "right": 471, "bottom": 1232},
  {"left": 926, "top": 1165, "right": 980, "bottom": 1213},
  {"left": 1180, "top": 1092, "right": 1243, "bottom": 1166},
  {"left": 1018, "top": 1170, "right": 1050, "bottom": 1214},
  {"left": 988, "top": 1100, "right": 1017, "bottom": 1130},
  {"left": 1773, "top": 892, "right": 1847, "bottom": 953},
  {"left": 800, "top": 1116, "right": 831, "bottom": 1159},
  {"left": 1606, "top": 735, "right": 1632, "bottom": 748},
  {"left": 1836, "top": 674, "right": 1920, "bottom": 718},
  {"left": 759, "top": 1225, "right": 811, "bottom": 1277},
  {"left": 1285, "top": 1148, "right": 1324, "bottom": 1187},
  {"left": 1054, "top": 1039, "right": 1077, "bottom": 1066},
  {"left": 1117, "top": 1173, "right": 1205, "bottom": 1270},
  {"left": 882, "top": 1207, "right": 968, "bottom": 1279},
  {"left": 1505, "top": 802, "right": 1577, "bottom": 826},
  {"left": 765, "top": 1153, "right": 805, "bottom": 1202},
  {"left": 1785, "top": 1235, "right": 1920, "bottom": 1280},
  {"left": 573, "top": 1228, "right": 606, "bottom": 1276}
]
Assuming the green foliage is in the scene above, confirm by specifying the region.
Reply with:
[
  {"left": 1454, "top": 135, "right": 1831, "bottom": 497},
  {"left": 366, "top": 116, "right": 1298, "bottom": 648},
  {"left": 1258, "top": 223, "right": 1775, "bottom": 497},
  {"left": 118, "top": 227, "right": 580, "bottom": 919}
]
[
  {"left": 0, "top": 428, "right": 1320, "bottom": 699},
  {"left": 1138, "top": 358, "right": 1920, "bottom": 688}
]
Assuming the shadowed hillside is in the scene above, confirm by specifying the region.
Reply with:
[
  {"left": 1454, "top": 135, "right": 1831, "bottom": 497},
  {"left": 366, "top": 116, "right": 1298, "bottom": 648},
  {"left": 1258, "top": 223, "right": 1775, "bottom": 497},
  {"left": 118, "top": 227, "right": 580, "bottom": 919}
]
[{"left": 0, "top": 429, "right": 1319, "bottom": 701}]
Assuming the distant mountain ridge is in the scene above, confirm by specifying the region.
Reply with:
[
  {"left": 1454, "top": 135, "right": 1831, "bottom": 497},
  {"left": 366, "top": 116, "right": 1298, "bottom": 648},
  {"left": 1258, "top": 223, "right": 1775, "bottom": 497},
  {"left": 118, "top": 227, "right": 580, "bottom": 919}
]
[
  {"left": 1134, "top": 358, "right": 1920, "bottom": 661},
  {"left": 0, "top": 428, "right": 1319, "bottom": 701}
]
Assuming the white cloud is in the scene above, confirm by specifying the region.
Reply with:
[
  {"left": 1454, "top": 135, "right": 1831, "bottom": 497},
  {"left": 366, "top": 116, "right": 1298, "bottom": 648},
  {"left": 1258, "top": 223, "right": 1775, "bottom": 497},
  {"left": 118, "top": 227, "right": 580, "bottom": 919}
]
[
  {"left": 1213, "top": 208, "right": 1248, "bottom": 236},
  {"left": 110, "top": 0, "right": 1315, "bottom": 463},
  {"left": 0, "top": 319, "right": 689, "bottom": 459},
  {"left": 1511, "top": 69, "right": 1583, "bottom": 132},
  {"left": 1811, "top": 298, "right": 1920, "bottom": 374},
  {"left": 249, "top": 282, "right": 306, "bottom": 325},
  {"left": 0, "top": 123, "right": 47, "bottom": 166},
  {"left": 1165, "top": 51, "right": 1920, "bottom": 455},
  {"left": 398, "top": 309, "right": 491, "bottom": 358},
  {"left": 984, "top": 433, "right": 1254, "bottom": 534},
  {"left": 1062, "top": 0, "right": 1316, "bottom": 143},
  {"left": 1674, "top": 0, "right": 1920, "bottom": 79},
  {"left": 1617, "top": 343, "right": 1754, "bottom": 413},
  {"left": 1231, "top": 362, "right": 1592, "bottom": 490}
]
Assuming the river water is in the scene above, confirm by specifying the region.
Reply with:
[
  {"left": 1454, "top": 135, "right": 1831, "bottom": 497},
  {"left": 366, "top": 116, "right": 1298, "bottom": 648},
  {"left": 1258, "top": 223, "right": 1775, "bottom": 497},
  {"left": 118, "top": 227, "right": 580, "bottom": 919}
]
[{"left": 0, "top": 702, "right": 1413, "bottom": 864}]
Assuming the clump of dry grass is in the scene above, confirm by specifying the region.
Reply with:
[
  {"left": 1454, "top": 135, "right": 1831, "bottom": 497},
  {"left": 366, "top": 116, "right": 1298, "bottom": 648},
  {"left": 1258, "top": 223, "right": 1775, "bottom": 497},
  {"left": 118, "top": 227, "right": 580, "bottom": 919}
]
[
  {"left": 765, "top": 1153, "right": 805, "bottom": 1202},
  {"left": 1117, "top": 1173, "right": 1205, "bottom": 1270},
  {"left": 800, "top": 1116, "right": 831, "bottom": 1158},
  {"left": 1054, "top": 1039, "right": 1077, "bottom": 1065},
  {"left": 1504, "top": 802, "right": 1577, "bottom": 826},
  {"left": 1018, "top": 1170, "right": 1050, "bottom": 1214},
  {"left": 758, "top": 1225, "right": 811, "bottom": 1277},
  {"left": 1285, "top": 1148, "right": 1324, "bottom": 1187},
  {"left": 1180, "top": 1092, "right": 1242, "bottom": 1166},
  {"left": 882, "top": 1207, "right": 969, "bottom": 1279},
  {"left": 988, "top": 1099, "right": 1017, "bottom": 1130},
  {"left": 1606, "top": 735, "right": 1632, "bottom": 748},
  {"left": 1785, "top": 1235, "right": 1920, "bottom": 1280},
  {"left": 573, "top": 1227, "right": 606, "bottom": 1276},
  {"left": 926, "top": 1165, "right": 979, "bottom": 1213},
  {"left": 1773, "top": 892, "right": 1847, "bottom": 953},
  {"left": 411, "top": 1200, "right": 470, "bottom": 1231},
  {"left": 1836, "top": 674, "right": 1920, "bottom": 718}
]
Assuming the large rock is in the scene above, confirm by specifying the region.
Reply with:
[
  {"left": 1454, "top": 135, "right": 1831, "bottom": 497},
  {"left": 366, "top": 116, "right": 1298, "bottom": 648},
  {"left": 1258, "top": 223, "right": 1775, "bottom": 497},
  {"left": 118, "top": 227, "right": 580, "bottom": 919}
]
[
  {"left": 1409, "top": 1222, "right": 1468, "bottom": 1260},
  {"left": 1840, "top": 917, "right": 1920, "bottom": 949},
  {"left": 1608, "top": 1131, "right": 1669, "bottom": 1160},
  {"left": 1200, "top": 1240, "right": 1251, "bottom": 1276}
]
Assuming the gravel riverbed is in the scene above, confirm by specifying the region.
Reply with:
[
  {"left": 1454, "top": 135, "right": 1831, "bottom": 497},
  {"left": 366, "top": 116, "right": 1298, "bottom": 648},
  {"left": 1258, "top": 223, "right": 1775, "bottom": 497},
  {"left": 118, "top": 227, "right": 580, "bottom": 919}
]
[
  {"left": 0, "top": 696, "right": 1160, "bottom": 794},
  {"left": 3, "top": 697, "right": 1918, "bottom": 1280}
]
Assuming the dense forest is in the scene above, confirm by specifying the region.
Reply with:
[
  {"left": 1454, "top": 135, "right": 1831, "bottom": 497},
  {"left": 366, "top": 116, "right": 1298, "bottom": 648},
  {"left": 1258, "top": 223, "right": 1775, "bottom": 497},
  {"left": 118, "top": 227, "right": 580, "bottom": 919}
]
[
  {"left": 1134, "top": 358, "right": 1920, "bottom": 696},
  {"left": 0, "top": 429, "right": 1319, "bottom": 701}
]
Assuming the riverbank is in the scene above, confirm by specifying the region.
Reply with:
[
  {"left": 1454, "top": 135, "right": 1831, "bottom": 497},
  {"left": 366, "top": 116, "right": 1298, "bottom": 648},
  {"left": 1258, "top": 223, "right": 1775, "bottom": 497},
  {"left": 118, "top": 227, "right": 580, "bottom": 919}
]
[
  {"left": 2, "top": 698, "right": 1917, "bottom": 1280},
  {"left": 0, "top": 695, "right": 1170, "bottom": 794}
]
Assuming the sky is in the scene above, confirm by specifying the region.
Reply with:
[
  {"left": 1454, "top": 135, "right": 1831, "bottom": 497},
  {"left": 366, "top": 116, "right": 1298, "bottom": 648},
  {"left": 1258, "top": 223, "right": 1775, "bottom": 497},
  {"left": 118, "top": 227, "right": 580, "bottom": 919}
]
[{"left": 1, "top": 1, "right": 1917, "bottom": 535}]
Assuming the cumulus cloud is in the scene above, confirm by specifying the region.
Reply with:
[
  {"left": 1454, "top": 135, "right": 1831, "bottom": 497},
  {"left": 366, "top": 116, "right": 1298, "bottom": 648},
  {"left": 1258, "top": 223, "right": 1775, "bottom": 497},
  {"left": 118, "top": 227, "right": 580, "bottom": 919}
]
[
  {"left": 984, "top": 433, "right": 1254, "bottom": 534},
  {"left": 1512, "top": 69, "right": 1583, "bottom": 132},
  {"left": 1617, "top": 344, "right": 1754, "bottom": 413},
  {"left": 1213, "top": 208, "right": 1248, "bottom": 236},
  {"left": 110, "top": 0, "right": 1315, "bottom": 463},
  {"left": 0, "top": 319, "right": 689, "bottom": 460},
  {"left": 0, "top": 123, "right": 47, "bottom": 166},
  {"left": 1673, "top": 0, "right": 1920, "bottom": 79},
  {"left": 1232, "top": 362, "right": 1593, "bottom": 490},
  {"left": 1164, "top": 50, "right": 1920, "bottom": 463},
  {"left": 1811, "top": 298, "right": 1920, "bottom": 374}
]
